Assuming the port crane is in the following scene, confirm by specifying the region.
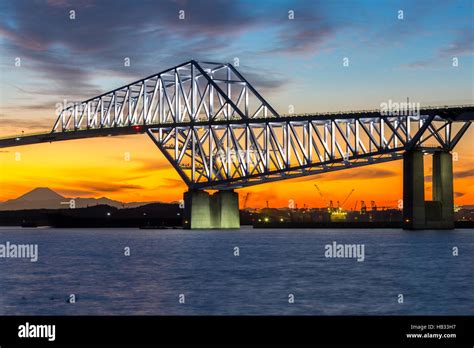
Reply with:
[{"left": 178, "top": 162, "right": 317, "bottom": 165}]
[
  {"left": 353, "top": 200, "right": 358, "bottom": 212},
  {"left": 315, "top": 184, "right": 355, "bottom": 214},
  {"left": 328, "top": 200, "right": 334, "bottom": 212},
  {"left": 340, "top": 189, "right": 355, "bottom": 209},
  {"left": 371, "top": 200, "right": 377, "bottom": 211},
  {"left": 314, "top": 184, "right": 325, "bottom": 202},
  {"left": 370, "top": 201, "right": 393, "bottom": 211},
  {"left": 243, "top": 193, "right": 251, "bottom": 209},
  {"left": 314, "top": 184, "right": 331, "bottom": 210}
]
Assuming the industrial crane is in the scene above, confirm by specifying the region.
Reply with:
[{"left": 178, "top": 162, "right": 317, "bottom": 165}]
[
  {"left": 314, "top": 184, "right": 329, "bottom": 209},
  {"left": 243, "top": 193, "right": 251, "bottom": 209},
  {"left": 340, "top": 189, "right": 355, "bottom": 209},
  {"left": 370, "top": 201, "right": 377, "bottom": 211}
]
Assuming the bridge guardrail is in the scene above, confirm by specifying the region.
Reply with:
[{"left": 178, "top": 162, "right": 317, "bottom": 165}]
[{"left": 280, "top": 104, "right": 474, "bottom": 117}]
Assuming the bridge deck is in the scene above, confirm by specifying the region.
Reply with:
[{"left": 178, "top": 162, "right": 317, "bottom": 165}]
[{"left": 1, "top": 105, "right": 473, "bottom": 149}]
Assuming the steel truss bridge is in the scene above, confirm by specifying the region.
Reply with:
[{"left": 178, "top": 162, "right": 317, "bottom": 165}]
[{"left": 1, "top": 60, "right": 473, "bottom": 191}]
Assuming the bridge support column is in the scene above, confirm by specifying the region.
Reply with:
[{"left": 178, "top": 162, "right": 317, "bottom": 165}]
[
  {"left": 403, "top": 150, "right": 454, "bottom": 230},
  {"left": 432, "top": 151, "right": 454, "bottom": 229},
  {"left": 183, "top": 190, "right": 213, "bottom": 229},
  {"left": 403, "top": 150, "right": 426, "bottom": 229},
  {"left": 183, "top": 190, "right": 240, "bottom": 229},
  {"left": 213, "top": 190, "right": 240, "bottom": 229}
]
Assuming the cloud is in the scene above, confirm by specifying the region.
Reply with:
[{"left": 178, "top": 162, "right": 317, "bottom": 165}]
[
  {"left": 247, "top": 187, "right": 279, "bottom": 202},
  {"left": 262, "top": 5, "right": 337, "bottom": 55},
  {"left": 288, "top": 167, "right": 397, "bottom": 184},
  {"left": 0, "top": 1, "right": 249, "bottom": 101},
  {"left": 400, "top": 59, "right": 434, "bottom": 70},
  {"left": 401, "top": 29, "right": 473, "bottom": 70},
  {"left": 0, "top": 0, "right": 335, "bottom": 107},
  {"left": 326, "top": 168, "right": 397, "bottom": 180},
  {"left": 0, "top": 117, "right": 55, "bottom": 130},
  {"left": 439, "top": 29, "right": 474, "bottom": 57},
  {"left": 53, "top": 187, "right": 94, "bottom": 197},
  {"left": 237, "top": 68, "right": 289, "bottom": 92},
  {"left": 156, "top": 178, "right": 186, "bottom": 189},
  {"left": 73, "top": 181, "right": 144, "bottom": 193},
  {"left": 270, "top": 23, "right": 335, "bottom": 55},
  {"left": 454, "top": 191, "right": 465, "bottom": 197},
  {"left": 426, "top": 169, "right": 473, "bottom": 182},
  {"left": 454, "top": 169, "right": 474, "bottom": 179},
  {"left": 133, "top": 158, "right": 172, "bottom": 172}
]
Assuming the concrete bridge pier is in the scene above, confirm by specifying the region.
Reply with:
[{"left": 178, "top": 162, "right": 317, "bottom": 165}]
[
  {"left": 403, "top": 150, "right": 454, "bottom": 229},
  {"left": 432, "top": 151, "right": 454, "bottom": 229},
  {"left": 183, "top": 190, "right": 240, "bottom": 229}
]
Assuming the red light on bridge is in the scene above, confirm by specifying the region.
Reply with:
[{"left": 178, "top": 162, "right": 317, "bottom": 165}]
[{"left": 133, "top": 125, "right": 142, "bottom": 132}]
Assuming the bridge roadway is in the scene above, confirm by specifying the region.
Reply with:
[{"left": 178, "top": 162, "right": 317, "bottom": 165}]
[{"left": 1, "top": 105, "right": 472, "bottom": 149}]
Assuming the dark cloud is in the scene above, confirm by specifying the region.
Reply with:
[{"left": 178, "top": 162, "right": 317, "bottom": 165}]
[
  {"left": 454, "top": 191, "right": 465, "bottom": 197},
  {"left": 0, "top": 0, "right": 338, "bottom": 106},
  {"left": 290, "top": 167, "right": 397, "bottom": 183},
  {"left": 326, "top": 168, "right": 397, "bottom": 180},
  {"left": 454, "top": 169, "right": 474, "bottom": 179},
  {"left": 426, "top": 169, "right": 473, "bottom": 182},
  {"left": 74, "top": 181, "right": 144, "bottom": 192},
  {"left": 0, "top": 0, "right": 259, "bottom": 101},
  {"left": 237, "top": 68, "right": 289, "bottom": 92},
  {"left": 0, "top": 0, "right": 258, "bottom": 59},
  {"left": 269, "top": 22, "right": 335, "bottom": 55},
  {"left": 263, "top": 5, "right": 336, "bottom": 55}
]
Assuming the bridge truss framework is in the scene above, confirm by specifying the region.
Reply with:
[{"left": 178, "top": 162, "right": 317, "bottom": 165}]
[
  {"left": 1, "top": 60, "right": 472, "bottom": 192},
  {"left": 47, "top": 60, "right": 473, "bottom": 190}
]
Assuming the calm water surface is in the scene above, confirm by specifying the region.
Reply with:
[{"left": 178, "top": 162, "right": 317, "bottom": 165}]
[{"left": 0, "top": 227, "right": 472, "bottom": 315}]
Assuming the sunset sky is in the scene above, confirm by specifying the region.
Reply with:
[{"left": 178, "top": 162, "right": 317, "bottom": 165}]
[{"left": 0, "top": 0, "right": 473, "bottom": 208}]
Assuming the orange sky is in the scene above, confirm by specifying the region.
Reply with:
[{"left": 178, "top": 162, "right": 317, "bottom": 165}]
[{"left": 1, "top": 126, "right": 473, "bottom": 209}]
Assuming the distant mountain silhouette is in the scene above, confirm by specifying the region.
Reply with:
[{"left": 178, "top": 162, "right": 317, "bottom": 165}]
[
  {"left": 15, "top": 187, "right": 65, "bottom": 201},
  {"left": 0, "top": 187, "right": 156, "bottom": 210}
]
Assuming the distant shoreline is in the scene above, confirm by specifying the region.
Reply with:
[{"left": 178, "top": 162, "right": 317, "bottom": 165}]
[{"left": 3, "top": 207, "right": 471, "bottom": 229}]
